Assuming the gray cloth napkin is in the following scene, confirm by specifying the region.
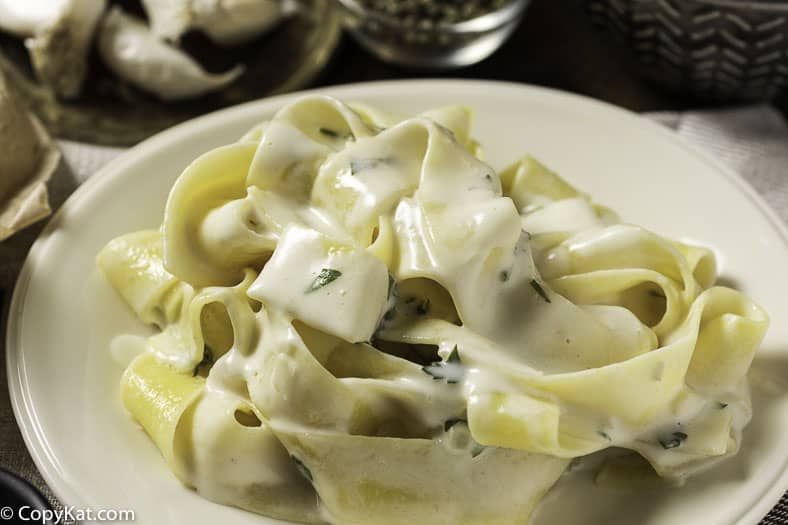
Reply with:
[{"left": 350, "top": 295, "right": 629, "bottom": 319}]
[{"left": 0, "top": 109, "right": 786, "bottom": 524}]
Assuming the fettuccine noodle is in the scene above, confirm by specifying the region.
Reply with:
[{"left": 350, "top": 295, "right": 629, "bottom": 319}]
[{"left": 97, "top": 96, "right": 768, "bottom": 525}]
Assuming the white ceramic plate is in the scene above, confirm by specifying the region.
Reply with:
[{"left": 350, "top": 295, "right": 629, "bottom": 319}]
[{"left": 7, "top": 80, "right": 788, "bottom": 525}]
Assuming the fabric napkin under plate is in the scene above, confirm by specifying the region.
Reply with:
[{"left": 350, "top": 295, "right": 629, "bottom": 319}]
[{"left": 0, "top": 108, "right": 786, "bottom": 523}]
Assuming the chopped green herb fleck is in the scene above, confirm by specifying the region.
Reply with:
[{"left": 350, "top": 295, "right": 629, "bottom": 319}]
[
  {"left": 193, "top": 345, "right": 214, "bottom": 376},
  {"left": 513, "top": 231, "right": 532, "bottom": 256},
  {"left": 291, "top": 455, "right": 313, "bottom": 482},
  {"left": 659, "top": 431, "right": 688, "bottom": 450},
  {"left": 350, "top": 157, "right": 395, "bottom": 175},
  {"left": 717, "top": 402, "right": 729, "bottom": 409},
  {"left": 648, "top": 290, "right": 666, "bottom": 299},
  {"left": 387, "top": 274, "right": 397, "bottom": 300},
  {"left": 471, "top": 445, "right": 485, "bottom": 458},
  {"left": 499, "top": 269, "right": 510, "bottom": 282},
  {"left": 530, "top": 280, "right": 551, "bottom": 303},
  {"left": 416, "top": 298, "right": 431, "bottom": 316},
  {"left": 444, "top": 418, "right": 466, "bottom": 432},
  {"left": 381, "top": 274, "right": 398, "bottom": 323},
  {"left": 484, "top": 173, "right": 493, "bottom": 182},
  {"left": 306, "top": 268, "right": 342, "bottom": 293},
  {"left": 319, "top": 127, "right": 340, "bottom": 138},
  {"left": 597, "top": 430, "right": 612, "bottom": 441}
]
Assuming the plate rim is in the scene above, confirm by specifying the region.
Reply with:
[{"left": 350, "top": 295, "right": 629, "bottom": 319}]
[{"left": 7, "top": 79, "right": 788, "bottom": 524}]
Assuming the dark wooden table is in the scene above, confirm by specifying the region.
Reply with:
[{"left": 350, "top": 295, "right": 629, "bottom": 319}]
[{"left": 315, "top": 0, "right": 788, "bottom": 115}]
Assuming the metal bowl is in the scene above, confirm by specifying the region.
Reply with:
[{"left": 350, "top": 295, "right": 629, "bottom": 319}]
[
  {"left": 335, "top": 0, "right": 531, "bottom": 68},
  {"left": 588, "top": 0, "right": 788, "bottom": 102}
]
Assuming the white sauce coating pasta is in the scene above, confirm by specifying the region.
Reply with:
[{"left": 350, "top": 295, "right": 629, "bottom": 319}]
[{"left": 97, "top": 96, "right": 769, "bottom": 525}]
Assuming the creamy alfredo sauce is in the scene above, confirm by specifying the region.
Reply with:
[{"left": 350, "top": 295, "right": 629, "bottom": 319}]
[{"left": 101, "top": 96, "right": 768, "bottom": 525}]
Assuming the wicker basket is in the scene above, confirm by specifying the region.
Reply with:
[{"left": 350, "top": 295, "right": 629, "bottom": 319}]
[{"left": 587, "top": 0, "right": 788, "bottom": 101}]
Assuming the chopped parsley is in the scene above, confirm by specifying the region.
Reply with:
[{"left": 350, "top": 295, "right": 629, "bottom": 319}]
[
  {"left": 659, "top": 431, "right": 688, "bottom": 450},
  {"left": 319, "top": 127, "right": 340, "bottom": 138},
  {"left": 387, "top": 274, "right": 398, "bottom": 301},
  {"left": 499, "top": 269, "right": 510, "bottom": 282},
  {"left": 319, "top": 127, "right": 354, "bottom": 141},
  {"left": 530, "top": 279, "right": 551, "bottom": 303},
  {"left": 381, "top": 274, "right": 399, "bottom": 322},
  {"left": 350, "top": 157, "right": 395, "bottom": 175},
  {"left": 403, "top": 296, "right": 432, "bottom": 317},
  {"left": 291, "top": 455, "right": 313, "bottom": 482},
  {"left": 717, "top": 401, "right": 729, "bottom": 409},
  {"left": 471, "top": 445, "right": 485, "bottom": 458},
  {"left": 416, "top": 297, "right": 431, "bottom": 316},
  {"left": 306, "top": 268, "right": 342, "bottom": 293},
  {"left": 192, "top": 345, "right": 213, "bottom": 377},
  {"left": 513, "top": 230, "right": 532, "bottom": 256},
  {"left": 597, "top": 430, "right": 612, "bottom": 441}
]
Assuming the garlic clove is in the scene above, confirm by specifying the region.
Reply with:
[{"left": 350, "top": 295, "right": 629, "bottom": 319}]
[
  {"left": 26, "top": 0, "right": 107, "bottom": 99},
  {"left": 136, "top": 0, "right": 191, "bottom": 44},
  {"left": 0, "top": 0, "right": 106, "bottom": 99},
  {"left": 141, "top": 0, "right": 296, "bottom": 47},
  {"left": 97, "top": 7, "right": 244, "bottom": 102},
  {"left": 0, "top": 0, "right": 69, "bottom": 37}
]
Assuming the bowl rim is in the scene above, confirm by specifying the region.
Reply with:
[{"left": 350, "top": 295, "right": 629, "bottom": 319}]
[{"left": 335, "top": 0, "right": 530, "bottom": 33}]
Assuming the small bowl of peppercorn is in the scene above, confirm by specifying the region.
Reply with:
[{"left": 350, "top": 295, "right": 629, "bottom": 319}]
[{"left": 335, "top": 0, "right": 531, "bottom": 68}]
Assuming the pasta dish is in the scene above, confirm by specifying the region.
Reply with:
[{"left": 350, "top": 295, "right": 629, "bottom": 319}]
[{"left": 97, "top": 96, "right": 769, "bottom": 525}]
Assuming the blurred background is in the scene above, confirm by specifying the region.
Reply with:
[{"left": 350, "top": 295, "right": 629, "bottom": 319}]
[{"left": 4, "top": 0, "right": 788, "bottom": 146}]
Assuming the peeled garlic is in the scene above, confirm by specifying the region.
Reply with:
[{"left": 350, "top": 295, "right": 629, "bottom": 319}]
[
  {"left": 141, "top": 0, "right": 296, "bottom": 47},
  {"left": 0, "top": 1, "right": 66, "bottom": 37},
  {"left": 97, "top": 7, "right": 244, "bottom": 101},
  {"left": 0, "top": 0, "right": 106, "bottom": 99}
]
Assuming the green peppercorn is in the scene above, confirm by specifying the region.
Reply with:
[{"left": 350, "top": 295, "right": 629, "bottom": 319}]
[{"left": 357, "top": 0, "right": 512, "bottom": 24}]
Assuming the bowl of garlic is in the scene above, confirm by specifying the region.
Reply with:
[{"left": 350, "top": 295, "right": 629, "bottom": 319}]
[{"left": 0, "top": 0, "right": 341, "bottom": 145}]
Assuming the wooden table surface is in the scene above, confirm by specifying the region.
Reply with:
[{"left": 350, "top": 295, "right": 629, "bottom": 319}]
[{"left": 315, "top": 0, "right": 788, "bottom": 115}]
